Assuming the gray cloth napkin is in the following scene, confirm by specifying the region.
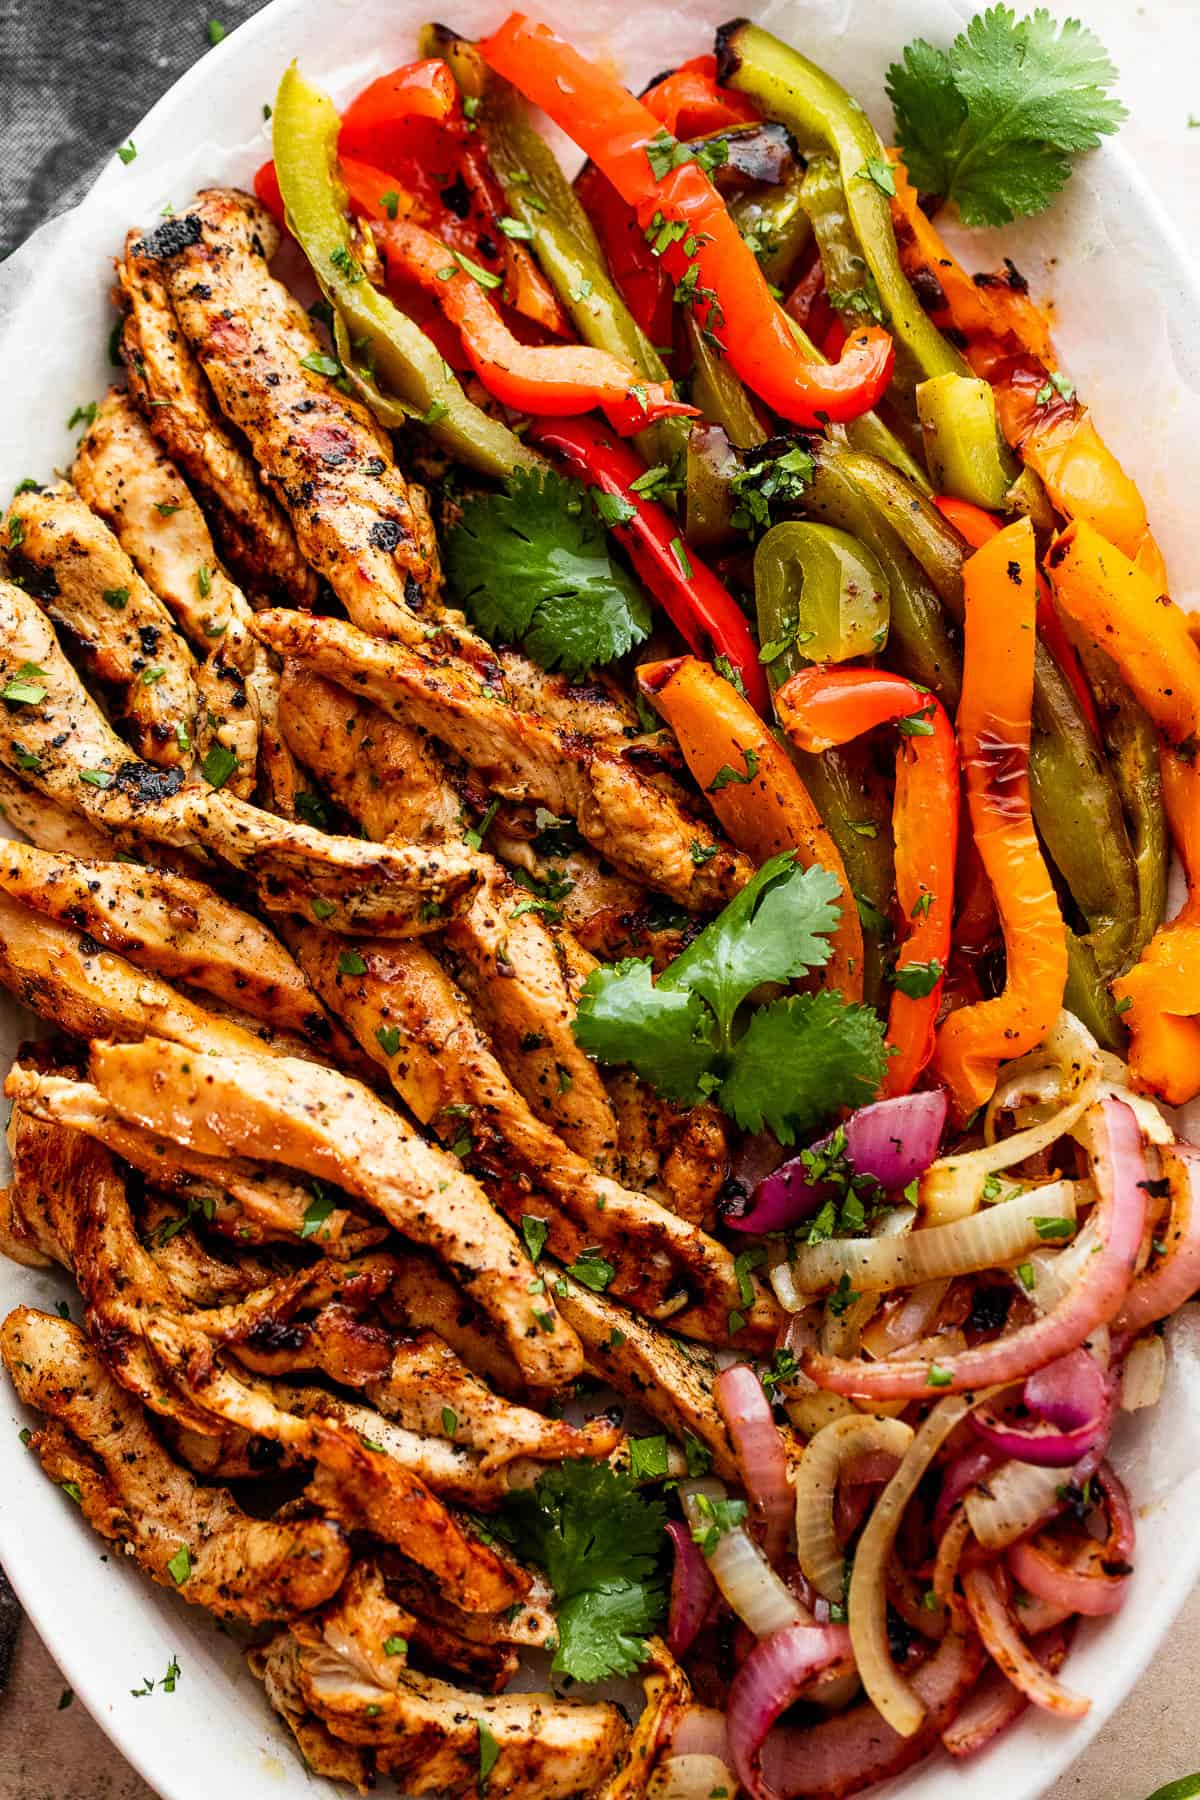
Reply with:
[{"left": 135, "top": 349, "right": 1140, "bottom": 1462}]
[{"left": 0, "top": 0, "right": 272, "bottom": 261}]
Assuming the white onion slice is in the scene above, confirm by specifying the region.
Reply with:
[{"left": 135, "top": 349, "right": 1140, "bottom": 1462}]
[
  {"left": 793, "top": 1414, "right": 915, "bottom": 1601},
  {"left": 965, "top": 1457, "right": 1065, "bottom": 1550},
  {"left": 848, "top": 1392, "right": 992, "bottom": 1736},
  {"left": 1121, "top": 1332, "right": 1167, "bottom": 1411},
  {"left": 788, "top": 1181, "right": 1079, "bottom": 1297},
  {"left": 922, "top": 1012, "right": 1102, "bottom": 1226},
  {"left": 681, "top": 1481, "right": 808, "bottom": 1639}
]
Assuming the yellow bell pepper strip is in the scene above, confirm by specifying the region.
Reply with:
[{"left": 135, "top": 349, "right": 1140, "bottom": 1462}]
[
  {"left": 776, "top": 668, "right": 958, "bottom": 1096},
  {"left": 636, "top": 655, "right": 863, "bottom": 1001},
  {"left": 915, "top": 374, "right": 1019, "bottom": 512},
  {"left": 272, "top": 64, "right": 540, "bottom": 479},
  {"left": 375, "top": 217, "right": 696, "bottom": 437},
  {"left": 1048, "top": 521, "right": 1200, "bottom": 1100},
  {"left": 480, "top": 15, "right": 896, "bottom": 427},
  {"left": 934, "top": 519, "right": 1068, "bottom": 1118}
]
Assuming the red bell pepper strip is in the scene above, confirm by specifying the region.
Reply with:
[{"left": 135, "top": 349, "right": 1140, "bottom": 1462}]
[
  {"left": 529, "top": 415, "right": 770, "bottom": 715},
  {"left": 339, "top": 58, "right": 463, "bottom": 158},
  {"left": 775, "top": 667, "right": 958, "bottom": 1097},
  {"left": 378, "top": 219, "right": 694, "bottom": 437},
  {"left": 642, "top": 54, "right": 760, "bottom": 138},
  {"left": 482, "top": 14, "right": 894, "bottom": 427},
  {"left": 934, "top": 493, "right": 1102, "bottom": 742},
  {"left": 575, "top": 162, "right": 674, "bottom": 344},
  {"left": 254, "top": 156, "right": 286, "bottom": 229}
]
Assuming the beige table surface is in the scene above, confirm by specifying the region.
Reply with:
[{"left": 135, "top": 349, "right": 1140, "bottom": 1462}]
[{"left": 3, "top": 0, "right": 1200, "bottom": 1795}]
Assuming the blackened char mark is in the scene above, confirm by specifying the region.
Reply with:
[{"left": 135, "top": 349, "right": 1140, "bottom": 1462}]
[
  {"left": 133, "top": 215, "right": 204, "bottom": 261},
  {"left": 111, "top": 761, "right": 186, "bottom": 806}
]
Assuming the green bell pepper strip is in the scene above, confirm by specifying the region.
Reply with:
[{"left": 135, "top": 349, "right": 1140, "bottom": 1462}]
[
  {"left": 717, "top": 19, "right": 968, "bottom": 389},
  {"left": 1072, "top": 638, "right": 1169, "bottom": 963},
  {"left": 272, "top": 64, "right": 540, "bottom": 480},
  {"left": 916, "top": 373, "right": 1019, "bottom": 510},
  {"left": 804, "top": 448, "right": 960, "bottom": 704},
  {"left": 791, "top": 739, "right": 895, "bottom": 1008},
  {"left": 685, "top": 313, "right": 767, "bottom": 450},
  {"left": 835, "top": 447, "right": 1142, "bottom": 980},
  {"left": 754, "top": 521, "right": 890, "bottom": 669},
  {"left": 783, "top": 315, "right": 931, "bottom": 493},
  {"left": 729, "top": 163, "right": 812, "bottom": 289},
  {"left": 799, "top": 154, "right": 877, "bottom": 320},
  {"left": 1064, "top": 929, "right": 1124, "bottom": 1051},
  {"left": 685, "top": 423, "right": 739, "bottom": 549},
  {"left": 425, "top": 25, "right": 687, "bottom": 477}
]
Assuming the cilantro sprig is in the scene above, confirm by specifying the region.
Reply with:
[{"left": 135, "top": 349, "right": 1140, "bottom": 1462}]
[
  {"left": 497, "top": 1464, "right": 667, "bottom": 1682},
  {"left": 887, "top": 6, "right": 1126, "bottom": 226},
  {"left": 573, "top": 854, "right": 887, "bottom": 1142},
  {"left": 445, "top": 469, "right": 651, "bottom": 680}
]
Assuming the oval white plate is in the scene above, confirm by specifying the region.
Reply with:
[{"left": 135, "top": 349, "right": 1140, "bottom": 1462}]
[{"left": 3, "top": 2, "right": 1200, "bottom": 1796}]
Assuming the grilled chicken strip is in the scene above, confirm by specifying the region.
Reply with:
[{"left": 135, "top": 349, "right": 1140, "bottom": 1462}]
[
  {"left": 85, "top": 1035, "right": 580, "bottom": 1388},
  {"left": 554, "top": 1275, "right": 739, "bottom": 1481},
  {"left": 279, "top": 666, "right": 617, "bottom": 1161},
  {"left": 6, "top": 480, "right": 197, "bottom": 765},
  {"left": 1, "top": 1307, "right": 351, "bottom": 1622},
  {"left": 0, "top": 580, "right": 479, "bottom": 934},
  {"left": 0, "top": 842, "right": 349, "bottom": 1049},
  {"left": 255, "top": 610, "right": 749, "bottom": 908},
  {"left": 277, "top": 1631, "right": 628, "bottom": 1799},
  {"left": 11, "top": 1066, "right": 378, "bottom": 1252},
  {"left": 252, "top": 1634, "right": 373, "bottom": 1797},
  {"left": 316, "top": 1560, "right": 518, "bottom": 1697},
  {"left": 118, "top": 228, "right": 318, "bottom": 608},
  {"left": 143, "top": 1314, "right": 523, "bottom": 1612},
  {"left": 291, "top": 926, "right": 752, "bottom": 1334},
  {"left": 0, "top": 766, "right": 116, "bottom": 858},
  {"left": 73, "top": 386, "right": 279, "bottom": 799},
  {"left": 140, "top": 194, "right": 443, "bottom": 640}
]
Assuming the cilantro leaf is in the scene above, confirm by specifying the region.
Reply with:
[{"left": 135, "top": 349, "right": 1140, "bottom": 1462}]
[
  {"left": 720, "top": 991, "right": 890, "bottom": 1144},
  {"left": 664, "top": 855, "right": 840, "bottom": 1046},
  {"left": 445, "top": 469, "right": 651, "bottom": 680},
  {"left": 498, "top": 1464, "right": 666, "bottom": 1683},
  {"left": 887, "top": 6, "right": 1126, "bottom": 227},
  {"left": 574, "top": 959, "right": 717, "bottom": 1103}
]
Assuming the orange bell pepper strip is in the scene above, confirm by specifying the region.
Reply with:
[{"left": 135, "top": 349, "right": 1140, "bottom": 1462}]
[
  {"left": 933, "top": 519, "right": 1068, "bottom": 1118},
  {"left": 1049, "top": 521, "right": 1200, "bottom": 1101},
  {"left": 1045, "top": 521, "right": 1200, "bottom": 754},
  {"left": 482, "top": 15, "right": 895, "bottom": 428},
  {"left": 890, "top": 157, "right": 1165, "bottom": 578},
  {"left": 636, "top": 655, "right": 863, "bottom": 1001},
  {"left": 375, "top": 218, "right": 695, "bottom": 436},
  {"left": 934, "top": 496, "right": 1101, "bottom": 740},
  {"left": 642, "top": 54, "right": 761, "bottom": 138},
  {"left": 775, "top": 668, "right": 958, "bottom": 1097}
]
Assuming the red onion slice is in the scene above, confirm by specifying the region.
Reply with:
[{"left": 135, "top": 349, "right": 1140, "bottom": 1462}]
[
  {"left": 1007, "top": 1463, "right": 1134, "bottom": 1618},
  {"left": 1115, "top": 1142, "right": 1200, "bottom": 1332},
  {"left": 665, "top": 1520, "right": 717, "bottom": 1657},
  {"left": 802, "top": 1097, "right": 1148, "bottom": 1400},
  {"left": 728, "top": 1090, "right": 948, "bottom": 1233},
  {"left": 726, "top": 1624, "right": 852, "bottom": 1800},
  {"left": 933, "top": 1445, "right": 997, "bottom": 1538},
  {"left": 715, "top": 1363, "right": 793, "bottom": 1565},
  {"left": 962, "top": 1565, "right": 1090, "bottom": 1717},
  {"left": 1025, "top": 1345, "right": 1110, "bottom": 1431},
  {"left": 941, "top": 1627, "right": 1070, "bottom": 1759},
  {"left": 758, "top": 1623, "right": 985, "bottom": 1799}
]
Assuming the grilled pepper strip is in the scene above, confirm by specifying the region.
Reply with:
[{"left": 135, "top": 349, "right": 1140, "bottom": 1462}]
[
  {"left": 717, "top": 20, "right": 966, "bottom": 389},
  {"left": 934, "top": 519, "right": 1068, "bottom": 1118},
  {"left": 377, "top": 217, "right": 694, "bottom": 435},
  {"left": 637, "top": 655, "right": 863, "bottom": 999},
  {"left": 776, "top": 668, "right": 958, "bottom": 1095},
  {"left": 1049, "top": 521, "right": 1200, "bottom": 1099},
  {"left": 426, "top": 25, "right": 689, "bottom": 475},
  {"left": 481, "top": 14, "right": 895, "bottom": 427},
  {"left": 833, "top": 455, "right": 1138, "bottom": 994},
  {"left": 887, "top": 158, "right": 1165, "bottom": 579},
  {"left": 729, "top": 163, "right": 812, "bottom": 290},
  {"left": 272, "top": 64, "right": 540, "bottom": 478},
  {"left": 642, "top": 54, "right": 761, "bottom": 136},
  {"left": 529, "top": 416, "right": 769, "bottom": 713},
  {"left": 754, "top": 522, "right": 890, "bottom": 670}
]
